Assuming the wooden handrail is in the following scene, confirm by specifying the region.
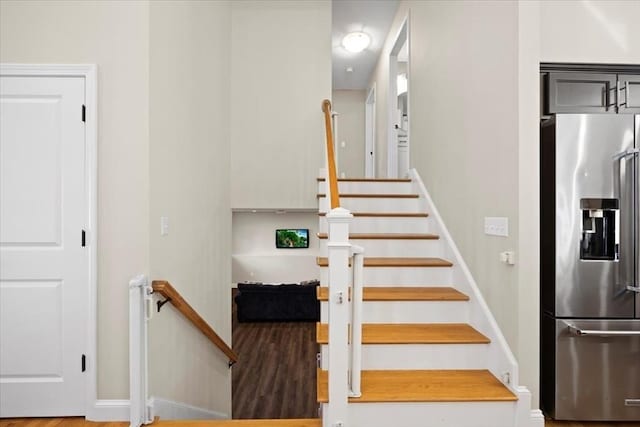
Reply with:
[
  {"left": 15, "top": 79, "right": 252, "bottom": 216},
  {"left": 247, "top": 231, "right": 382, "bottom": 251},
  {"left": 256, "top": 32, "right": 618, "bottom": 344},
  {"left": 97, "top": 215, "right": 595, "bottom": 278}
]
[
  {"left": 152, "top": 280, "right": 238, "bottom": 366},
  {"left": 322, "top": 99, "right": 340, "bottom": 209}
]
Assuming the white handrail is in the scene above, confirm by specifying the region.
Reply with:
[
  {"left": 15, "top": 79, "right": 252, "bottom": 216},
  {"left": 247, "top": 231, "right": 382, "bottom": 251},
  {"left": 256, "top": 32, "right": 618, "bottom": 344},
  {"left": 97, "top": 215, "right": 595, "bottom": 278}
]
[{"left": 349, "top": 244, "right": 365, "bottom": 398}]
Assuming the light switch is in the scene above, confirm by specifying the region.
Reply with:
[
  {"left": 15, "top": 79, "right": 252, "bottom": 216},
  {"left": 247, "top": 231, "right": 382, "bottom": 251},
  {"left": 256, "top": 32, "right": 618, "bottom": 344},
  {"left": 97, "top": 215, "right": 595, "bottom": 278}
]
[
  {"left": 160, "top": 216, "right": 169, "bottom": 236},
  {"left": 341, "top": 141, "right": 346, "bottom": 148},
  {"left": 484, "top": 217, "right": 509, "bottom": 237}
]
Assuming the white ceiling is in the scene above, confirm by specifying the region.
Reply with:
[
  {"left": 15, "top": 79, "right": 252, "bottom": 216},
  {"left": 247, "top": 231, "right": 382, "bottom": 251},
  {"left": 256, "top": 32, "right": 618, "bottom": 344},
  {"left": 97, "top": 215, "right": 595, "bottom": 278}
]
[{"left": 332, "top": 0, "right": 399, "bottom": 91}]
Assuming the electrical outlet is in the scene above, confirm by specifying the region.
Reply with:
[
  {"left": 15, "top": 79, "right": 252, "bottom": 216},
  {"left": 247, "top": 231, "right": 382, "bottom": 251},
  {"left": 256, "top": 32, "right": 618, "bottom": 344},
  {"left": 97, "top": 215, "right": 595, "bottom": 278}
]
[
  {"left": 500, "top": 251, "right": 516, "bottom": 265},
  {"left": 484, "top": 217, "right": 509, "bottom": 237}
]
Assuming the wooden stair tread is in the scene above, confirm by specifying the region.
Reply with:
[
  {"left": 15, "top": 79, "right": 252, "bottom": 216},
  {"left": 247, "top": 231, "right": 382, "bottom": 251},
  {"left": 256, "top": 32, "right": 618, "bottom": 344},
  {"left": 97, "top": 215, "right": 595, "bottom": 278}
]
[
  {"left": 319, "top": 212, "right": 428, "bottom": 217},
  {"left": 317, "top": 286, "right": 469, "bottom": 302},
  {"left": 316, "top": 323, "right": 489, "bottom": 344},
  {"left": 317, "top": 369, "right": 517, "bottom": 403},
  {"left": 155, "top": 420, "right": 321, "bottom": 427},
  {"left": 316, "top": 257, "right": 453, "bottom": 267},
  {"left": 317, "top": 177, "right": 412, "bottom": 182},
  {"left": 317, "top": 193, "right": 419, "bottom": 198},
  {"left": 317, "top": 232, "right": 438, "bottom": 240}
]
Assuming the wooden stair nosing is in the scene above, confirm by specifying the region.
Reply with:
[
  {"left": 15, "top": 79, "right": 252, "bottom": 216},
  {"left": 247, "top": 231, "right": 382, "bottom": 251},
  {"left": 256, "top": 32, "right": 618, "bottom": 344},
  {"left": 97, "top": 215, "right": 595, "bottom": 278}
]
[
  {"left": 316, "top": 369, "right": 517, "bottom": 403},
  {"left": 317, "top": 193, "right": 419, "bottom": 199},
  {"left": 318, "top": 212, "right": 429, "bottom": 217},
  {"left": 316, "top": 232, "right": 439, "bottom": 240},
  {"left": 316, "top": 257, "right": 453, "bottom": 268},
  {"left": 316, "top": 286, "right": 469, "bottom": 302},
  {"left": 317, "top": 177, "right": 412, "bottom": 182},
  {"left": 315, "top": 323, "right": 490, "bottom": 345}
]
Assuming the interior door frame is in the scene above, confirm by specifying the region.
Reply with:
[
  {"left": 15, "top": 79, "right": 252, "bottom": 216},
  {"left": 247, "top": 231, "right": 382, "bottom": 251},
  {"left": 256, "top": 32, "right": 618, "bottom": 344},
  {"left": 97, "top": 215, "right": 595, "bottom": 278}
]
[
  {"left": 365, "top": 83, "right": 376, "bottom": 178},
  {"left": 0, "top": 64, "right": 98, "bottom": 417},
  {"left": 387, "top": 14, "right": 410, "bottom": 178}
]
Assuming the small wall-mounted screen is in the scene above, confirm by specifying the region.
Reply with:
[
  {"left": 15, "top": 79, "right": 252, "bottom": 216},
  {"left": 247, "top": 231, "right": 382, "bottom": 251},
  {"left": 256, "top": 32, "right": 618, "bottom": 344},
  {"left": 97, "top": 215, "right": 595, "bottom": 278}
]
[{"left": 275, "top": 229, "right": 309, "bottom": 249}]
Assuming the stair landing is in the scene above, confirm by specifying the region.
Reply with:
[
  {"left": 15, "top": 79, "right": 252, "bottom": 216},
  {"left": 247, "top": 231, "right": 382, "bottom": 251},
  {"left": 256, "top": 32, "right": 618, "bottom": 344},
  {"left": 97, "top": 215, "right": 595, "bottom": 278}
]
[{"left": 316, "top": 369, "right": 517, "bottom": 403}]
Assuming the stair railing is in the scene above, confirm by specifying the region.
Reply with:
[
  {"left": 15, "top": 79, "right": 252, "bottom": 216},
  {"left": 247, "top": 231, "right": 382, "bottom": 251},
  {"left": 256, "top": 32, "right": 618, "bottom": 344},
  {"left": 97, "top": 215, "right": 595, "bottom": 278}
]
[
  {"left": 151, "top": 280, "right": 238, "bottom": 366},
  {"left": 349, "top": 244, "right": 365, "bottom": 398},
  {"left": 322, "top": 99, "right": 364, "bottom": 426},
  {"left": 129, "top": 277, "right": 237, "bottom": 427},
  {"left": 322, "top": 99, "right": 340, "bottom": 209}
]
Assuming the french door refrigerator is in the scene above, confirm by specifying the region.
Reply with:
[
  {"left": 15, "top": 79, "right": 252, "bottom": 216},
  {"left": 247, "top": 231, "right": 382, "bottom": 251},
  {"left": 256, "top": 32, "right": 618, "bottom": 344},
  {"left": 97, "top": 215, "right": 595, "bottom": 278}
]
[{"left": 540, "top": 114, "right": 640, "bottom": 421}]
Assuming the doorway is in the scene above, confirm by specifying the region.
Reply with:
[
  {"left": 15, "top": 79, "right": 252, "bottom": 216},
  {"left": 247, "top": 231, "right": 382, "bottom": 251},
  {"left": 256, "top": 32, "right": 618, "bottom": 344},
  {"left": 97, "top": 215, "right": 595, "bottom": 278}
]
[
  {"left": 387, "top": 16, "right": 410, "bottom": 178},
  {"left": 0, "top": 65, "right": 96, "bottom": 417},
  {"left": 365, "top": 84, "right": 376, "bottom": 178}
]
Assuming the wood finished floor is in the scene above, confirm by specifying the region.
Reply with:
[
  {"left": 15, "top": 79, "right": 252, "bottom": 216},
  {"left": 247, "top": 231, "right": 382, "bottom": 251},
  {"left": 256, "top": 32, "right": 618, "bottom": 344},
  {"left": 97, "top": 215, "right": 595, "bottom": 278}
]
[
  {"left": 231, "top": 289, "right": 319, "bottom": 419},
  {"left": 2, "top": 417, "right": 640, "bottom": 426}
]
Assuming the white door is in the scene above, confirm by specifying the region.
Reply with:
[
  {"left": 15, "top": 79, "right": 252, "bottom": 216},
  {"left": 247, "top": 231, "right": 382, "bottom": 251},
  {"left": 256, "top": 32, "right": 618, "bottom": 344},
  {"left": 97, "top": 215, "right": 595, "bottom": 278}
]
[{"left": 0, "top": 75, "right": 87, "bottom": 416}]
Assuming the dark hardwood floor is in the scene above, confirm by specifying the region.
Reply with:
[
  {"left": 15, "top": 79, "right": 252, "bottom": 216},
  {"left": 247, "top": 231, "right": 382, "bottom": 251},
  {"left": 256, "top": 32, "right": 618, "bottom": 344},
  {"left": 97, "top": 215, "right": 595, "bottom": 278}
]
[{"left": 231, "top": 289, "right": 319, "bottom": 419}]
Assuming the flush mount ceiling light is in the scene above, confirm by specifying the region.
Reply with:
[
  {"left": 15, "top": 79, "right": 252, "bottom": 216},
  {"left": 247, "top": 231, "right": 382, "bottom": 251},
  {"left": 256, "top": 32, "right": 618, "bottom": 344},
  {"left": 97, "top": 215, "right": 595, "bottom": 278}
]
[{"left": 342, "top": 32, "right": 370, "bottom": 53}]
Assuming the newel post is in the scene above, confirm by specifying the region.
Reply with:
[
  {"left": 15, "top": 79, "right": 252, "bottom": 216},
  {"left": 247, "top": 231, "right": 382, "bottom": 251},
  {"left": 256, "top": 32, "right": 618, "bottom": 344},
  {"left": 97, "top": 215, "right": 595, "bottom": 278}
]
[{"left": 324, "top": 207, "right": 352, "bottom": 427}]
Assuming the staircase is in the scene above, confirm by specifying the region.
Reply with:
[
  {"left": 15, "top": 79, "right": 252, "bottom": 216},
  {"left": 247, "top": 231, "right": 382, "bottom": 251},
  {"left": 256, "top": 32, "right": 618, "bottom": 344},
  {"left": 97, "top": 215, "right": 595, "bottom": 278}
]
[
  {"left": 140, "top": 172, "right": 537, "bottom": 427},
  {"left": 315, "top": 172, "right": 538, "bottom": 427}
]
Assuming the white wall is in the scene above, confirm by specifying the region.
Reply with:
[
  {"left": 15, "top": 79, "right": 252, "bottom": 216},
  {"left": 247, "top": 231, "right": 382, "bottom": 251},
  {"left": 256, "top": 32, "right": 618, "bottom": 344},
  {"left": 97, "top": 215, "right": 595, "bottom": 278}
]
[
  {"left": 517, "top": 0, "right": 541, "bottom": 411},
  {"left": 0, "top": 0, "right": 150, "bottom": 399},
  {"left": 230, "top": 0, "right": 331, "bottom": 210},
  {"left": 232, "top": 212, "right": 320, "bottom": 284},
  {"left": 367, "top": 0, "right": 640, "bottom": 411},
  {"left": 369, "top": 0, "right": 523, "bottom": 399},
  {"left": 540, "top": 0, "right": 640, "bottom": 64},
  {"left": 332, "top": 90, "right": 366, "bottom": 178},
  {"left": 148, "top": 1, "right": 232, "bottom": 415},
  {"left": 371, "top": 0, "right": 520, "bottom": 347}
]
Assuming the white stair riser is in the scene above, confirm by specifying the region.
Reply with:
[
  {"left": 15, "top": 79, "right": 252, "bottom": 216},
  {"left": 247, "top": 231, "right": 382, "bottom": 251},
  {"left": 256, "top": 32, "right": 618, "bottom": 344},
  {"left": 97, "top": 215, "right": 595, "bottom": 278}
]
[
  {"left": 320, "top": 301, "right": 469, "bottom": 323},
  {"left": 320, "top": 267, "right": 453, "bottom": 286},
  {"left": 318, "top": 181, "right": 414, "bottom": 194},
  {"left": 319, "top": 197, "right": 423, "bottom": 213},
  {"left": 320, "top": 402, "right": 516, "bottom": 427},
  {"left": 319, "top": 239, "right": 444, "bottom": 257},
  {"left": 319, "top": 217, "right": 431, "bottom": 233},
  {"left": 319, "top": 344, "right": 489, "bottom": 370}
]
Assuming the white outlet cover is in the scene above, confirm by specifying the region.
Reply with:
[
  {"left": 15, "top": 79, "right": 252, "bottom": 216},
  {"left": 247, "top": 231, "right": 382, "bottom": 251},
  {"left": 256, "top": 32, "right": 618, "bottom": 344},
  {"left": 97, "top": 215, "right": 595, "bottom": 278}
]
[{"left": 484, "top": 217, "right": 508, "bottom": 237}]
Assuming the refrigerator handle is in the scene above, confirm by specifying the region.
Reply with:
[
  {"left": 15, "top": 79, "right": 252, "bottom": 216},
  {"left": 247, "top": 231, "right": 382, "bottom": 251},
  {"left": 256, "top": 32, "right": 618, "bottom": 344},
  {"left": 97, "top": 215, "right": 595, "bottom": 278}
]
[
  {"left": 565, "top": 322, "right": 640, "bottom": 337},
  {"left": 614, "top": 148, "right": 639, "bottom": 293},
  {"left": 612, "top": 148, "right": 639, "bottom": 161}
]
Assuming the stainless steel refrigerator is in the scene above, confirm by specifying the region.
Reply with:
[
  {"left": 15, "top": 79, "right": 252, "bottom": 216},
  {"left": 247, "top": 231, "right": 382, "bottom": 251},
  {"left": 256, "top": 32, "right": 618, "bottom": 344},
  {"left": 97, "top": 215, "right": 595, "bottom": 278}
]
[{"left": 540, "top": 114, "right": 640, "bottom": 421}]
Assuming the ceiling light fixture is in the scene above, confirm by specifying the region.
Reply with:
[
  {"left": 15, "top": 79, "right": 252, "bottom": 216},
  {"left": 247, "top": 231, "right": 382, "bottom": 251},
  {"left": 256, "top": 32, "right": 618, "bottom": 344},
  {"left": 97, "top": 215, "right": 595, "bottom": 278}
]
[{"left": 342, "top": 32, "right": 370, "bottom": 53}]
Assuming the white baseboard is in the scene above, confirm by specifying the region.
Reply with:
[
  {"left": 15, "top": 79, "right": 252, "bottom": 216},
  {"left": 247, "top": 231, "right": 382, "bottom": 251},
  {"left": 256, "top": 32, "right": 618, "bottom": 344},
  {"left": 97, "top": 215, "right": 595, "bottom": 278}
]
[
  {"left": 86, "top": 399, "right": 130, "bottom": 421},
  {"left": 530, "top": 409, "right": 545, "bottom": 426},
  {"left": 150, "top": 396, "right": 229, "bottom": 420}
]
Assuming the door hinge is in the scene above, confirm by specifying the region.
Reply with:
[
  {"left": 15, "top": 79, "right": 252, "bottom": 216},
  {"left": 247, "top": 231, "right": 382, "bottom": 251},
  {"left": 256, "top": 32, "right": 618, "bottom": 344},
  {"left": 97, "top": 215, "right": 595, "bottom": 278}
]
[
  {"left": 82, "top": 105, "right": 86, "bottom": 122},
  {"left": 81, "top": 230, "right": 86, "bottom": 247},
  {"left": 81, "top": 354, "right": 86, "bottom": 372}
]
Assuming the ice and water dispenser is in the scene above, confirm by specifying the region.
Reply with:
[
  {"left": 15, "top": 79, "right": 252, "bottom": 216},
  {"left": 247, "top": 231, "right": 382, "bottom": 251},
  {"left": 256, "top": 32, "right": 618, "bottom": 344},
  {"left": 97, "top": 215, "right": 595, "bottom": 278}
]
[{"left": 580, "top": 198, "right": 619, "bottom": 261}]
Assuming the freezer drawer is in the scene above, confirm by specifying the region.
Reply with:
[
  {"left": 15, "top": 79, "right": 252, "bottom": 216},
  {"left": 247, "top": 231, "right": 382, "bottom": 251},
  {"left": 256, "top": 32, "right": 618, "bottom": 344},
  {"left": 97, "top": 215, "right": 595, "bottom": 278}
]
[{"left": 545, "top": 318, "right": 640, "bottom": 421}]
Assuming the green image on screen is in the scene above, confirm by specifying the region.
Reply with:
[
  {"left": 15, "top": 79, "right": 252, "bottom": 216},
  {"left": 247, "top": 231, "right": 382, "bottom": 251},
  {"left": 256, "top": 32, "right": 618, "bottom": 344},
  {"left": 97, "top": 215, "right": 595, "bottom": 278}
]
[{"left": 275, "top": 229, "right": 309, "bottom": 248}]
